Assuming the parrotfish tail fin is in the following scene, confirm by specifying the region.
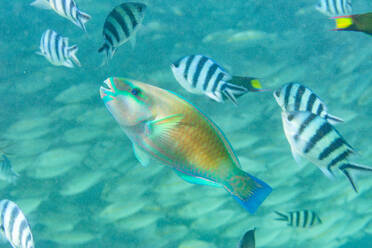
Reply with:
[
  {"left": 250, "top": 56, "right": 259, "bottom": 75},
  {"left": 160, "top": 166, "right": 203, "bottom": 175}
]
[
  {"left": 228, "top": 76, "right": 265, "bottom": 92},
  {"left": 274, "top": 211, "right": 289, "bottom": 222},
  {"left": 325, "top": 113, "right": 344, "bottom": 125},
  {"left": 338, "top": 163, "right": 372, "bottom": 193},
  {"left": 30, "top": 0, "right": 51, "bottom": 9},
  {"left": 332, "top": 15, "right": 354, "bottom": 31},
  {"left": 222, "top": 83, "right": 248, "bottom": 105},
  {"left": 78, "top": 11, "right": 91, "bottom": 32},
  {"left": 226, "top": 171, "right": 272, "bottom": 214},
  {"left": 68, "top": 45, "right": 81, "bottom": 67}
]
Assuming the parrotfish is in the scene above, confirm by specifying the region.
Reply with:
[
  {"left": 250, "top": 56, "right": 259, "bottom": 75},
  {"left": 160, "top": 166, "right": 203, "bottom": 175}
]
[
  {"left": 100, "top": 77, "right": 272, "bottom": 213},
  {"left": 333, "top": 13, "right": 372, "bottom": 35}
]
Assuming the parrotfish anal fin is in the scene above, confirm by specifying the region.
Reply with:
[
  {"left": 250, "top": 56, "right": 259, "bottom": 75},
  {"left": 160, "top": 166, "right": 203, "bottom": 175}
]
[
  {"left": 173, "top": 169, "right": 222, "bottom": 187},
  {"left": 133, "top": 144, "right": 151, "bottom": 167},
  {"left": 146, "top": 114, "right": 185, "bottom": 146},
  {"left": 228, "top": 76, "right": 263, "bottom": 92},
  {"left": 30, "top": 0, "right": 51, "bottom": 9}
]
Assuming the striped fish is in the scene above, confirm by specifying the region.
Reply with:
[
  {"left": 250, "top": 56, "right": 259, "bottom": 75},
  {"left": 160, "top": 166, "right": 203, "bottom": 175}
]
[
  {"left": 0, "top": 200, "right": 34, "bottom": 248},
  {"left": 0, "top": 155, "right": 18, "bottom": 184},
  {"left": 98, "top": 2, "right": 147, "bottom": 62},
  {"left": 274, "top": 82, "right": 343, "bottom": 124},
  {"left": 171, "top": 55, "right": 262, "bottom": 105},
  {"left": 274, "top": 210, "right": 322, "bottom": 228},
  {"left": 37, "top": 29, "right": 81, "bottom": 68},
  {"left": 30, "top": 0, "right": 91, "bottom": 31},
  {"left": 281, "top": 111, "right": 372, "bottom": 192},
  {"left": 315, "top": 0, "right": 352, "bottom": 17},
  {"left": 238, "top": 228, "right": 255, "bottom": 248}
]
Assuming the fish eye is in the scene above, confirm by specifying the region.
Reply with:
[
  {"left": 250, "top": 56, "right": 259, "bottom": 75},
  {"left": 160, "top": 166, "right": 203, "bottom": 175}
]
[
  {"left": 131, "top": 88, "right": 141, "bottom": 96},
  {"left": 274, "top": 90, "right": 280, "bottom": 97},
  {"left": 287, "top": 114, "right": 294, "bottom": 121}
]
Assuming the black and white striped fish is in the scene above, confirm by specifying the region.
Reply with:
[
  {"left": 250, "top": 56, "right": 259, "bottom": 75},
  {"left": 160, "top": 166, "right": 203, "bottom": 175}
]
[
  {"left": 281, "top": 111, "right": 372, "bottom": 192},
  {"left": 315, "top": 0, "right": 352, "bottom": 17},
  {"left": 30, "top": 0, "right": 91, "bottom": 31},
  {"left": 37, "top": 29, "right": 81, "bottom": 68},
  {"left": 0, "top": 200, "right": 34, "bottom": 248},
  {"left": 98, "top": 2, "right": 146, "bottom": 62},
  {"left": 171, "top": 55, "right": 263, "bottom": 105},
  {"left": 274, "top": 82, "right": 343, "bottom": 124},
  {"left": 274, "top": 210, "right": 322, "bottom": 228},
  {"left": 0, "top": 155, "right": 18, "bottom": 184},
  {"left": 238, "top": 228, "right": 255, "bottom": 248}
]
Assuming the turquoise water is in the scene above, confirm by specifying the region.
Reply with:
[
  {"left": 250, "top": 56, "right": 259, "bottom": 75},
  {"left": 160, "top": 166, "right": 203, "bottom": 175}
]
[{"left": 1, "top": 0, "right": 372, "bottom": 247}]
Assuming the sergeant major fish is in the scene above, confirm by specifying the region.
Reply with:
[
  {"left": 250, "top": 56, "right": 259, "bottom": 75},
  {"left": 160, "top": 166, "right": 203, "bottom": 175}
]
[
  {"left": 98, "top": 2, "right": 146, "bottom": 63},
  {"left": 315, "top": 0, "right": 352, "bottom": 17},
  {"left": 30, "top": 0, "right": 91, "bottom": 32},
  {"left": 171, "top": 55, "right": 263, "bottom": 105},
  {"left": 333, "top": 13, "right": 372, "bottom": 35},
  {"left": 100, "top": 77, "right": 272, "bottom": 213},
  {"left": 274, "top": 82, "right": 343, "bottom": 124},
  {"left": 274, "top": 210, "right": 322, "bottom": 228},
  {"left": 0, "top": 155, "right": 18, "bottom": 184},
  {"left": 0, "top": 199, "right": 34, "bottom": 248},
  {"left": 37, "top": 29, "right": 81, "bottom": 68},
  {"left": 281, "top": 111, "right": 372, "bottom": 192}
]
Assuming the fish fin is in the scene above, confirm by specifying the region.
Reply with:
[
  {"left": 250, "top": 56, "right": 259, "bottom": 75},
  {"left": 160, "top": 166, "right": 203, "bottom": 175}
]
[
  {"left": 332, "top": 15, "right": 354, "bottom": 31},
  {"left": 77, "top": 11, "right": 91, "bottom": 32},
  {"left": 130, "top": 32, "right": 137, "bottom": 49},
  {"left": 133, "top": 144, "right": 150, "bottom": 167},
  {"left": 325, "top": 113, "right": 344, "bottom": 125},
  {"left": 35, "top": 51, "right": 44, "bottom": 56},
  {"left": 226, "top": 171, "right": 272, "bottom": 214},
  {"left": 205, "top": 92, "right": 223, "bottom": 102},
  {"left": 30, "top": 0, "right": 51, "bottom": 9},
  {"left": 319, "top": 166, "right": 335, "bottom": 179},
  {"left": 145, "top": 114, "right": 185, "bottom": 146},
  {"left": 338, "top": 163, "right": 372, "bottom": 193},
  {"left": 290, "top": 146, "right": 304, "bottom": 166},
  {"left": 228, "top": 76, "right": 264, "bottom": 92},
  {"left": 173, "top": 169, "right": 222, "bottom": 187},
  {"left": 238, "top": 228, "right": 255, "bottom": 248},
  {"left": 274, "top": 211, "right": 289, "bottom": 222},
  {"left": 222, "top": 82, "right": 249, "bottom": 105},
  {"left": 63, "top": 60, "right": 74, "bottom": 68},
  {"left": 68, "top": 45, "right": 81, "bottom": 67}
]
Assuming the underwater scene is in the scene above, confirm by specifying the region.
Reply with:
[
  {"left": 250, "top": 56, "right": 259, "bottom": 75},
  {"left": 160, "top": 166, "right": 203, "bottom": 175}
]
[{"left": 1, "top": 0, "right": 372, "bottom": 247}]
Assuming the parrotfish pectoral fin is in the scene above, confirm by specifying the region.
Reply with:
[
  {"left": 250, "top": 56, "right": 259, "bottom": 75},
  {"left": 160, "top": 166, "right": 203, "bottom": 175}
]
[
  {"left": 30, "top": 0, "right": 51, "bottom": 9},
  {"left": 173, "top": 169, "right": 222, "bottom": 187},
  {"left": 338, "top": 163, "right": 372, "bottom": 193},
  {"left": 227, "top": 172, "right": 272, "bottom": 214},
  {"left": 68, "top": 45, "right": 81, "bottom": 67},
  {"left": 325, "top": 114, "right": 344, "bottom": 125},
  {"left": 229, "top": 76, "right": 263, "bottom": 92},
  {"left": 133, "top": 144, "right": 151, "bottom": 167},
  {"left": 274, "top": 211, "right": 288, "bottom": 222},
  {"left": 332, "top": 16, "right": 354, "bottom": 31}
]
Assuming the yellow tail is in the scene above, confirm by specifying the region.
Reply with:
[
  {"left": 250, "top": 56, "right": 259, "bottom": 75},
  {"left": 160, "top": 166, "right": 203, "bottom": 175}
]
[{"left": 334, "top": 16, "right": 353, "bottom": 30}]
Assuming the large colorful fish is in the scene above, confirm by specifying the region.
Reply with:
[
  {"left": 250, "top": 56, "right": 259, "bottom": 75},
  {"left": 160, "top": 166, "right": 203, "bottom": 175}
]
[{"left": 100, "top": 77, "right": 272, "bottom": 213}]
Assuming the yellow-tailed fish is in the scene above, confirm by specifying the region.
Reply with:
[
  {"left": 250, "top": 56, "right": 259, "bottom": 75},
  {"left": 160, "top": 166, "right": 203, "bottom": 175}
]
[
  {"left": 333, "top": 13, "right": 372, "bottom": 35},
  {"left": 100, "top": 77, "right": 272, "bottom": 213}
]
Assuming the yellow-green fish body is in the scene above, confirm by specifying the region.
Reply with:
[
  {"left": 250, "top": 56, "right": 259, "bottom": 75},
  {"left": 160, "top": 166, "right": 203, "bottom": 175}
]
[{"left": 100, "top": 77, "right": 271, "bottom": 213}]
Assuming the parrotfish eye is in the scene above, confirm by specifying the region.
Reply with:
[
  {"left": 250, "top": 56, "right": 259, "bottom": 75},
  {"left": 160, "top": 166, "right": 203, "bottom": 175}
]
[{"left": 131, "top": 88, "right": 141, "bottom": 96}]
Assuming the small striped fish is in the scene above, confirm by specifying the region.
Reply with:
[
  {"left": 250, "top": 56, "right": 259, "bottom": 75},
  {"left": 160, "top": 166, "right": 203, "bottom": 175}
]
[
  {"left": 0, "top": 155, "right": 18, "bottom": 184},
  {"left": 0, "top": 200, "right": 34, "bottom": 248},
  {"left": 37, "top": 29, "right": 81, "bottom": 68},
  {"left": 315, "top": 0, "right": 352, "bottom": 17},
  {"left": 274, "top": 210, "right": 322, "bottom": 228},
  {"left": 30, "top": 0, "right": 91, "bottom": 31},
  {"left": 238, "top": 228, "right": 255, "bottom": 248},
  {"left": 274, "top": 82, "right": 343, "bottom": 124},
  {"left": 171, "top": 54, "right": 262, "bottom": 105},
  {"left": 98, "top": 2, "right": 147, "bottom": 62},
  {"left": 281, "top": 111, "right": 372, "bottom": 192}
]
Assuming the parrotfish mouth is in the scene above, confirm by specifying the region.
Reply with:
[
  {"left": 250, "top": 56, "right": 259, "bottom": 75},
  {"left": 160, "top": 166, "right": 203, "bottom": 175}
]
[{"left": 100, "top": 78, "right": 116, "bottom": 103}]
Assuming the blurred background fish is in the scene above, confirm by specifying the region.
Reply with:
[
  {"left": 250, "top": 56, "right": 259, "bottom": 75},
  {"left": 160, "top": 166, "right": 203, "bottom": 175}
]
[
  {"left": 30, "top": 0, "right": 91, "bottom": 31},
  {"left": 333, "top": 13, "right": 372, "bottom": 35},
  {"left": 37, "top": 29, "right": 81, "bottom": 68},
  {"left": 0, "top": 155, "right": 18, "bottom": 184},
  {"left": 0, "top": 199, "right": 34, "bottom": 248},
  {"left": 281, "top": 111, "right": 372, "bottom": 192},
  {"left": 238, "top": 228, "right": 255, "bottom": 248},
  {"left": 274, "top": 82, "right": 343, "bottom": 124},
  {"left": 98, "top": 2, "right": 146, "bottom": 63},
  {"left": 100, "top": 77, "right": 271, "bottom": 214},
  {"left": 274, "top": 210, "right": 322, "bottom": 228},
  {"left": 315, "top": 0, "right": 352, "bottom": 17},
  {"left": 171, "top": 54, "right": 263, "bottom": 105}
]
